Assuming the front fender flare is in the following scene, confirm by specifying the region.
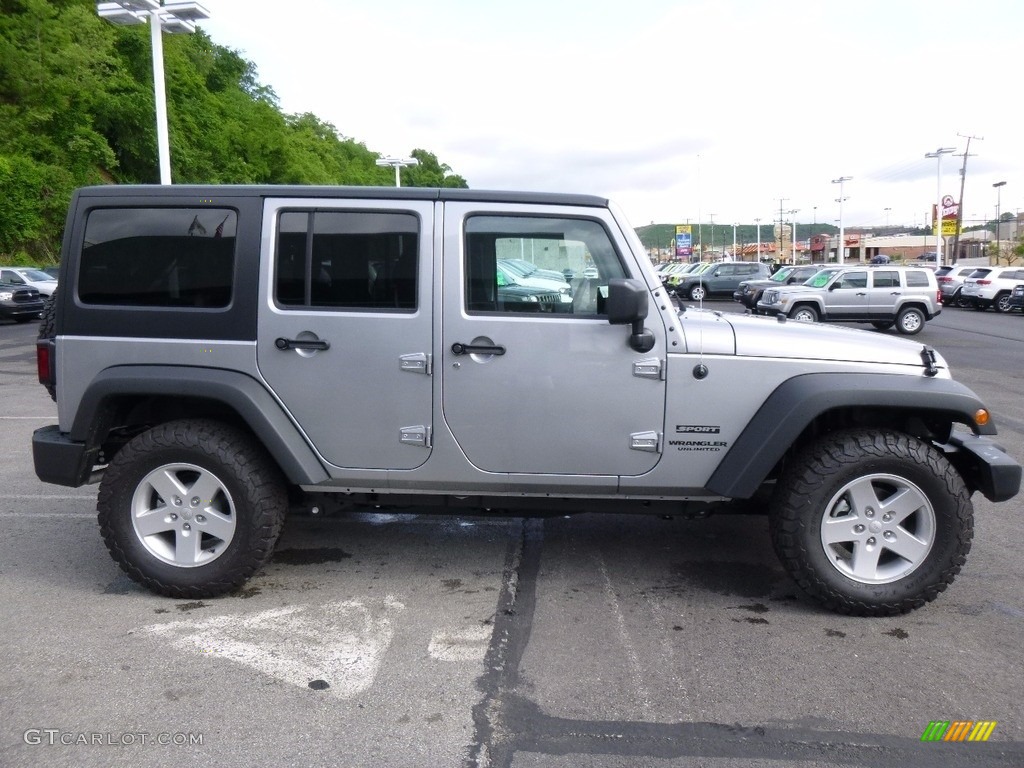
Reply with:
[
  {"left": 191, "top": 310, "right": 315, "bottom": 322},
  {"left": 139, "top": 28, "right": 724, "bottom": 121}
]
[{"left": 705, "top": 372, "right": 994, "bottom": 499}]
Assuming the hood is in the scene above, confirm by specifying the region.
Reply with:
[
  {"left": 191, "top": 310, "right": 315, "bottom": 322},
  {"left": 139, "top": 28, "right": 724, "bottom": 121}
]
[{"left": 677, "top": 308, "right": 948, "bottom": 370}]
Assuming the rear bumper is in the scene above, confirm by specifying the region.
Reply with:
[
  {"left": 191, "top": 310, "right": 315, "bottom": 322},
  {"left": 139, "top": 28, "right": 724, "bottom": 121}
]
[
  {"left": 32, "top": 425, "right": 99, "bottom": 487},
  {"left": 944, "top": 431, "right": 1021, "bottom": 503}
]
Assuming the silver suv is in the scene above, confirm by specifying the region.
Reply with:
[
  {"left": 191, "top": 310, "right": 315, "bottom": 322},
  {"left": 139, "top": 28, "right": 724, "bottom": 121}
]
[
  {"left": 959, "top": 266, "right": 1024, "bottom": 313},
  {"left": 757, "top": 265, "right": 941, "bottom": 335},
  {"left": 32, "top": 185, "right": 1020, "bottom": 616}
]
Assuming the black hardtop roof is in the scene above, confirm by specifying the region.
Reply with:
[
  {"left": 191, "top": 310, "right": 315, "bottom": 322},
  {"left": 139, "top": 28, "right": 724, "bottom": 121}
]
[{"left": 73, "top": 185, "right": 610, "bottom": 208}]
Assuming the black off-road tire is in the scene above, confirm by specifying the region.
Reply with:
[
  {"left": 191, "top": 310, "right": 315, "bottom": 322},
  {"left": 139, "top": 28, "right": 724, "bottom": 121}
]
[
  {"left": 98, "top": 419, "right": 288, "bottom": 598},
  {"left": 769, "top": 429, "right": 973, "bottom": 616},
  {"left": 37, "top": 291, "right": 57, "bottom": 401}
]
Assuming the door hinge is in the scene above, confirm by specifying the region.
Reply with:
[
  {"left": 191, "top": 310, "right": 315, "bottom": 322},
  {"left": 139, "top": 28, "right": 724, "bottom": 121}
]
[
  {"left": 629, "top": 431, "right": 662, "bottom": 453},
  {"left": 400, "top": 425, "right": 431, "bottom": 448},
  {"left": 633, "top": 357, "right": 664, "bottom": 380},
  {"left": 399, "top": 352, "right": 432, "bottom": 375}
]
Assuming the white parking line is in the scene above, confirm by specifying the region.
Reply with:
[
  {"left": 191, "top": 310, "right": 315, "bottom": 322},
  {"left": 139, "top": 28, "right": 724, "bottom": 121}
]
[{"left": 142, "top": 597, "right": 405, "bottom": 698}]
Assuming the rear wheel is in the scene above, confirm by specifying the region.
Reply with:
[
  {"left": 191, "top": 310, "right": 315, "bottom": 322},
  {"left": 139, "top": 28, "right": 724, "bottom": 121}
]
[
  {"left": 37, "top": 292, "right": 57, "bottom": 401},
  {"left": 769, "top": 429, "right": 973, "bottom": 615},
  {"left": 98, "top": 419, "right": 287, "bottom": 598},
  {"left": 789, "top": 305, "right": 819, "bottom": 323},
  {"left": 895, "top": 306, "right": 925, "bottom": 335}
]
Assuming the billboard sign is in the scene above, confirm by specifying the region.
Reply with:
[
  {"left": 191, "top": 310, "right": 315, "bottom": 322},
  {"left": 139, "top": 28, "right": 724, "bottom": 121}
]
[{"left": 675, "top": 225, "right": 692, "bottom": 259}]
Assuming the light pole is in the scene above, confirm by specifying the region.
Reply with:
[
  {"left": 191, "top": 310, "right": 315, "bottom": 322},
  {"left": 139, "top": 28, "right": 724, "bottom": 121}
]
[
  {"left": 993, "top": 181, "right": 1007, "bottom": 262},
  {"left": 884, "top": 207, "right": 892, "bottom": 228},
  {"left": 753, "top": 218, "right": 762, "bottom": 262},
  {"left": 925, "top": 147, "right": 955, "bottom": 265},
  {"left": 787, "top": 209, "right": 799, "bottom": 264},
  {"left": 97, "top": 2, "right": 210, "bottom": 185},
  {"left": 832, "top": 176, "right": 851, "bottom": 263},
  {"left": 732, "top": 222, "right": 737, "bottom": 261},
  {"left": 375, "top": 156, "right": 419, "bottom": 187},
  {"left": 708, "top": 213, "right": 716, "bottom": 259}
]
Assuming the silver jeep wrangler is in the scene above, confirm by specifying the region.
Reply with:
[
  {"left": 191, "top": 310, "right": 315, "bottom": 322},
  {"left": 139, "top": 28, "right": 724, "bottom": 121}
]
[{"left": 33, "top": 186, "right": 1020, "bottom": 615}]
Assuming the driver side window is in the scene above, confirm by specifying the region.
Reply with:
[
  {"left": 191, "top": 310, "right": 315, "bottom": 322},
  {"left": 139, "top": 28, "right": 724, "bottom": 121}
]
[{"left": 464, "top": 215, "right": 626, "bottom": 316}]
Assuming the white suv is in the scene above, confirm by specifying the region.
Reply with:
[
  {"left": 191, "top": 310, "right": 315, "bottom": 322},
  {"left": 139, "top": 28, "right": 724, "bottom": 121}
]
[{"left": 959, "top": 266, "right": 1024, "bottom": 313}]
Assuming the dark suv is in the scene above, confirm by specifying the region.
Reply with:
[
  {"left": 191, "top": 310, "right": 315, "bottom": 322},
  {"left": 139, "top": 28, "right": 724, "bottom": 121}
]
[
  {"left": 733, "top": 264, "right": 828, "bottom": 312},
  {"left": 673, "top": 261, "right": 771, "bottom": 301}
]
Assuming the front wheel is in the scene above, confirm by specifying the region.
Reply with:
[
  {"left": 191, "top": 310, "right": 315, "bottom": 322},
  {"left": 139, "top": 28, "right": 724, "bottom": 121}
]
[
  {"left": 98, "top": 419, "right": 288, "bottom": 598},
  {"left": 789, "top": 305, "right": 819, "bottom": 323},
  {"left": 994, "top": 292, "right": 1012, "bottom": 313},
  {"left": 688, "top": 284, "right": 706, "bottom": 301},
  {"left": 895, "top": 306, "right": 925, "bottom": 335},
  {"left": 769, "top": 429, "right": 973, "bottom": 615}
]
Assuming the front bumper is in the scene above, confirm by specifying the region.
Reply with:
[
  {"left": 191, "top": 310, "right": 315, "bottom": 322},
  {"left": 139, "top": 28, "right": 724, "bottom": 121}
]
[{"left": 943, "top": 431, "right": 1021, "bottom": 502}]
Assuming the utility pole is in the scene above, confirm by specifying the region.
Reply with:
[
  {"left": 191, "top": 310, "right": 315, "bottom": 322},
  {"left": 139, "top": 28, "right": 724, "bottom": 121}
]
[
  {"left": 777, "top": 197, "right": 789, "bottom": 264},
  {"left": 952, "top": 133, "right": 982, "bottom": 264}
]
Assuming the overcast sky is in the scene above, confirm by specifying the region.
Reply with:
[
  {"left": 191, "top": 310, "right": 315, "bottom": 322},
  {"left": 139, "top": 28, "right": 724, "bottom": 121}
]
[{"left": 199, "top": 0, "right": 1023, "bottom": 233}]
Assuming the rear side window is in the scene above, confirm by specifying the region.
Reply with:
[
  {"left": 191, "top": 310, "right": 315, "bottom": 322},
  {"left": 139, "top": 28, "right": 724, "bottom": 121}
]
[
  {"left": 275, "top": 210, "right": 418, "bottom": 311},
  {"left": 79, "top": 208, "right": 236, "bottom": 307},
  {"left": 872, "top": 270, "right": 899, "bottom": 288},
  {"left": 905, "top": 270, "right": 931, "bottom": 288}
]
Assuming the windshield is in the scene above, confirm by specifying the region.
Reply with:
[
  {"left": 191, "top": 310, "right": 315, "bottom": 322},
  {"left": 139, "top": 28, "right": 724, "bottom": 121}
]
[
  {"left": 771, "top": 267, "right": 796, "bottom": 282},
  {"left": 19, "top": 269, "right": 54, "bottom": 281},
  {"left": 805, "top": 268, "right": 842, "bottom": 288}
]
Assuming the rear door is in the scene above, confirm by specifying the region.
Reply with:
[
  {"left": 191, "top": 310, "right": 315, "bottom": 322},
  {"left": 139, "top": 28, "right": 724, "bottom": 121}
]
[
  {"left": 257, "top": 198, "right": 434, "bottom": 470},
  {"left": 867, "top": 269, "right": 901, "bottom": 316},
  {"left": 440, "top": 202, "right": 666, "bottom": 476}
]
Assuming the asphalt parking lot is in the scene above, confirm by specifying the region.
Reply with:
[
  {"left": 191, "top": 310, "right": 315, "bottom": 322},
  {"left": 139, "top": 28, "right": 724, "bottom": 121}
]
[{"left": 2, "top": 307, "right": 1023, "bottom": 768}]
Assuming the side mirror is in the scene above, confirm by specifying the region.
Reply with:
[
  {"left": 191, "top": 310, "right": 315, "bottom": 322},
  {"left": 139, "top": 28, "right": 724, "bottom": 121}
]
[{"left": 607, "top": 279, "right": 655, "bottom": 353}]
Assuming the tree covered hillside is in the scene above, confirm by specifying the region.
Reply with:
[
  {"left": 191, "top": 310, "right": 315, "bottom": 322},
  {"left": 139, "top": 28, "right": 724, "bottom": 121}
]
[{"left": 0, "top": 0, "right": 466, "bottom": 263}]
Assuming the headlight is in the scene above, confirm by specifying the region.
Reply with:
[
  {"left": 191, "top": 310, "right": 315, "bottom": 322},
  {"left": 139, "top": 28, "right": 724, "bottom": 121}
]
[{"left": 0, "top": 292, "right": 13, "bottom": 301}]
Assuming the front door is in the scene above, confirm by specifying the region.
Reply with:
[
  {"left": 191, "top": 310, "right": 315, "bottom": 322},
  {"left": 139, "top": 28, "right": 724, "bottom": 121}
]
[
  {"left": 257, "top": 199, "right": 434, "bottom": 470},
  {"left": 824, "top": 269, "right": 870, "bottom": 318},
  {"left": 440, "top": 202, "right": 666, "bottom": 476}
]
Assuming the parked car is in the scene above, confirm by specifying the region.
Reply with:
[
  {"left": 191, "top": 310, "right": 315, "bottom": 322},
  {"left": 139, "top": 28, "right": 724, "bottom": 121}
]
[
  {"left": 673, "top": 261, "right": 772, "bottom": 301},
  {"left": 732, "top": 264, "right": 831, "bottom": 312},
  {"left": 870, "top": 254, "right": 892, "bottom": 265},
  {"left": 936, "top": 264, "right": 980, "bottom": 307},
  {"left": 1008, "top": 283, "right": 1024, "bottom": 313},
  {"left": 0, "top": 267, "right": 58, "bottom": 297},
  {"left": 959, "top": 266, "right": 1024, "bottom": 312},
  {"left": 31, "top": 184, "right": 1020, "bottom": 616},
  {"left": 757, "top": 265, "right": 941, "bottom": 334},
  {"left": 496, "top": 260, "right": 573, "bottom": 305},
  {"left": 0, "top": 279, "right": 45, "bottom": 322},
  {"left": 499, "top": 258, "right": 568, "bottom": 284}
]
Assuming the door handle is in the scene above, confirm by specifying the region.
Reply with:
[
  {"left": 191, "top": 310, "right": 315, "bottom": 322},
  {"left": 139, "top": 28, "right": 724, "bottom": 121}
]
[
  {"left": 451, "top": 342, "right": 505, "bottom": 356},
  {"left": 275, "top": 337, "right": 330, "bottom": 351}
]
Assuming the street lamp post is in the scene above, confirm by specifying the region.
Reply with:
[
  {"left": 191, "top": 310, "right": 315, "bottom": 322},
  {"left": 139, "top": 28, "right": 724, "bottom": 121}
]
[
  {"left": 884, "top": 207, "right": 892, "bottom": 228},
  {"left": 832, "top": 176, "right": 851, "bottom": 263},
  {"left": 375, "top": 156, "right": 419, "bottom": 187},
  {"left": 732, "top": 222, "right": 737, "bottom": 261},
  {"left": 708, "top": 213, "right": 716, "bottom": 258},
  {"left": 97, "top": 1, "right": 210, "bottom": 185},
  {"left": 993, "top": 181, "right": 1007, "bottom": 262},
  {"left": 787, "top": 209, "right": 799, "bottom": 264},
  {"left": 753, "top": 217, "right": 762, "bottom": 262},
  {"left": 925, "top": 147, "right": 955, "bottom": 265}
]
